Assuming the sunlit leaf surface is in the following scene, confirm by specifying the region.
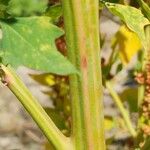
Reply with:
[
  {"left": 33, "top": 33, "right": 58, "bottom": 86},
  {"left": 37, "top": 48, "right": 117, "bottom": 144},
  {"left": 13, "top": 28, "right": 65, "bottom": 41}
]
[
  {"left": 106, "top": 2, "right": 150, "bottom": 48},
  {"left": 112, "top": 25, "right": 142, "bottom": 65},
  {"left": 0, "top": 17, "right": 77, "bottom": 75}
]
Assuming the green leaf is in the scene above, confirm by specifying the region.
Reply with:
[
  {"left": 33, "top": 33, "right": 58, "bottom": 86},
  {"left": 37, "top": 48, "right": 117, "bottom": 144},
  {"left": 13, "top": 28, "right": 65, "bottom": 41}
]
[
  {"left": 29, "top": 73, "right": 56, "bottom": 86},
  {"left": 0, "top": 0, "right": 10, "bottom": 5},
  {"left": 44, "top": 107, "right": 67, "bottom": 130},
  {"left": 7, "top": 0, "right": 48, "bottom": 17},
  {"left": 0, "top": 17, "right": 78, "bottom": 75},
  {"left": 0, "top": 0, "right": 10, "bottom": 18},
  {"left": 45, "top": 4, "right": 62, "bottom": 22},
  {"left": 105, "top": 2, "right": 150, "bottom": 48},
  {"left": 116, "top": 63, "right": 122, "bottom": 73},
  {"left": 137, "top": 0, "right": 150, "bottom": 21},
  {"left": 119, "top": 88, "right": 138, "bottom": 112}
]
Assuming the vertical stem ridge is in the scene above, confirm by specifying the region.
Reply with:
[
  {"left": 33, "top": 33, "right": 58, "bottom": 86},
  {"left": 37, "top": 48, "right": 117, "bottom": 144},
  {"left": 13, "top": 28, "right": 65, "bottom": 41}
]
[{"left": 62, "top": 0, "right": 106, "bottom": 149}]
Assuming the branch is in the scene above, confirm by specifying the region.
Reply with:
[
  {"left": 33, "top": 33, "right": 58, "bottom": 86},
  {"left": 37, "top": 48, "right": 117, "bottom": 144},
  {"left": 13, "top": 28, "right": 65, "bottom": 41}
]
[
  {"left": 106, "top": 81, "right": 137, "bottom": 137},
  {"left": 0, "top": 64, "right": 72, "bottom": 150}
]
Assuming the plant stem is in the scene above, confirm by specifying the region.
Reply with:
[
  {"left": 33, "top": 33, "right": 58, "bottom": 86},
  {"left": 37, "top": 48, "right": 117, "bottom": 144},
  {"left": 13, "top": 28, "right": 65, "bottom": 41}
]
[
  {"left": 62, "top": 0, "right": 106, "bottom": 149},
  {"left": 138, "top": 85, "right": 145, "bottom": 108},
  {"left": 136, "top": 26, "right": 150, "bottom": 147},
  {"left": 137, "top": 25, "right": 150, "bottom": 123},
  {"left": 106, "top": 81, "right": 137, "bottom": 137},
  {"left": 138, "top": 25, "right": 150, "bottom": 108},
  {"left": 0, "top": 64, "right": 72, "bottom": 150}
]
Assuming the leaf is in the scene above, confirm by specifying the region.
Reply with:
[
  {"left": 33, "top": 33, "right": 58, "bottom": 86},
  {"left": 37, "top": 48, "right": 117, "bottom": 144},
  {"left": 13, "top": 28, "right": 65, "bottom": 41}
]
[
  {"left": 0, "top": 0, "right": 10, "bottom": 18},
  {"left": 137, "top": 0, "right": 150, "bottom": 21},
  {"left": 45, "top": 142, "right": 55, "bottom": 150},
  {"left": 0, "top": 17, "right": 78, "bottom": 75},
  {"left": 104, "top": 117, "right": 115, "bottom": 131},
  {"left": 119, "top": 88, "right": 138, "bottom": 112},
  {"left": 116, "top": 63, "right": 122, "bottom": 73},
  {"left": 105, "top": 2, "right": 150, "bottom": 48},
  {"left": 112, "top": 25, "right": 142, "bottom": 65},
  {"left": 45, "top": 4, "right": 62, "bottom": 22},
  {"left": 29, "top": 73, "right": 56, "bottom": 86},
  {"left": 44, "top": 107, "right": 67, "bottom": 130},
  {"left": 44, "top": 108, "right": 70, "bottom": 149},
  {"left": 7, "top": 0, "right": 48, "bottom": 17}
]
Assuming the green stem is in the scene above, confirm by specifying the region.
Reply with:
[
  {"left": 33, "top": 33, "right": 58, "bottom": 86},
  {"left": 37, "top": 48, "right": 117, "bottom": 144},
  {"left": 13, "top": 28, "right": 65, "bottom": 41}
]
[
  {"left": 136, "top": 26, "right": 150, "bottom": 147},
  {"left": 106, "top": 81, "right": 137, "bottom": 137},
  {"left": 138, "top": 26, "right": 150, "bottom": 118},
  {"left": 62, "top": 0, "right": 106, "bottom": 149},
  {"left": 138, "top": 85, "right": 145, "bottom": 108},
  {"left": 138, "top": 25, "right": 150, "bottom": 107},
  {"left": 0, "top": 64, "right": 72, "bottom": 150}
]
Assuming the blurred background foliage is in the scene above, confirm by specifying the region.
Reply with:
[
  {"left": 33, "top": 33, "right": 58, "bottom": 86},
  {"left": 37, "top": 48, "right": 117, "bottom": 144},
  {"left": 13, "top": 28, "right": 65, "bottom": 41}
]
[
  {"left": 0, "top": 0, "right": 48, "bottom": 18},
  {"left": 7, "top": 0, "right": 48, "bottom": 17}
]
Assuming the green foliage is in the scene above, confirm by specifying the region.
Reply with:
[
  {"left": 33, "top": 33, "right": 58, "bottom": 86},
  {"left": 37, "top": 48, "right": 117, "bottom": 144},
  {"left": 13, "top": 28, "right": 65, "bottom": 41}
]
[
  {"left": 120, "top": 88, "right": 138, "bottom": 112},
  {"left": 31, "top": 73, "right": 72, "bottom": 134},
  {"left": 0, "top": 0, "right": 10, "bottom": 18},
  {"left": 0, "top": 0, "right": 48, "bottom": 18},
  {"left": 44, "top": 107, "right": 67, "bottom": 130},
  {"left": 7, "top": 0, "right": 48, "bottom": 17},
  {"left": 137, "top": 0, "right": 150, "bottom": 21},
  {"left": 105, "top": 2, "right": 150, "bottom": 48},
  {"left": 30, "top": 73, "right": 56, "bottom": 86},
  {"left": 45, "top": 4, "right": 62, "bottom": 22},
  {"left": 0, "top": 17, "right": 77, "bottom": 75}
]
